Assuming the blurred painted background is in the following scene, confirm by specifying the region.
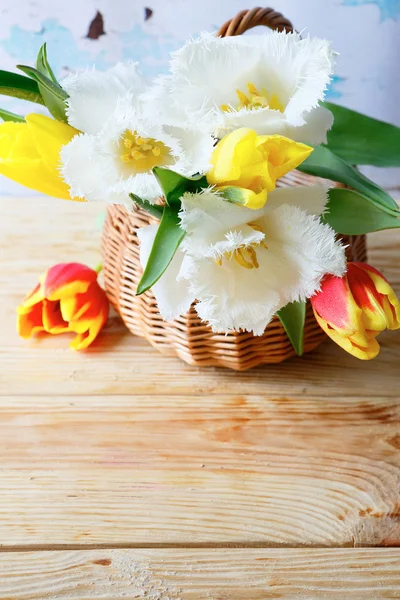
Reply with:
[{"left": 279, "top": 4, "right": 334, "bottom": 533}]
[{"left": 0, "top": 0, "right": 399, "bottom": 195}]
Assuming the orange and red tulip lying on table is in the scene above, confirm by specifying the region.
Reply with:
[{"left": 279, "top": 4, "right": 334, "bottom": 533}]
[
  {"left": 17, "top": 263, "right": 109, "bottom": 350},
  {"left": 311, "top": 262, "right": 400, "bottom": 360}
]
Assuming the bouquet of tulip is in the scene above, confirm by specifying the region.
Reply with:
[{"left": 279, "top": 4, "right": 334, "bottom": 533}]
[{"left": 1, "top": 29, "right": 400, "bottom": 361}]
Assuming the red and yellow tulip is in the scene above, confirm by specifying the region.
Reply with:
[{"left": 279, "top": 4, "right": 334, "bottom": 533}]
[
  {"left": 17, "top": 263, "right": 109, "bottom": 350},
  {"left": 207, "top": 128, "right": 313, "bottom": 209},
  {"left": 311, "top": 262, "right": 400, "bottom": 360},
  {"left": 0, "top": 114, "right": 79, "bottom": 199}
]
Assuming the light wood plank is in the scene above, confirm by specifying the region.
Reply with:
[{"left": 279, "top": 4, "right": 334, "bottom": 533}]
[
  {"left": 1, "top": 200, "right": 400, "bottom": 398},
  {"left": 1, "top": 331, "right": 400, "bottom": 397},
  {"left": 0, "top": 549, "right": 400, "bottom": 599},
  {"left": 1, "top": 197, "right": 400, "bottom": 548},
  {"left": 0, "top": 393, "right": 398, "bottom": 546}
]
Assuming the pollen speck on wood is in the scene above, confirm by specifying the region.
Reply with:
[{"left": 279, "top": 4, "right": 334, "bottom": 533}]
[{"left": 87, "top": 11, "right": 106, "bottom": 40}]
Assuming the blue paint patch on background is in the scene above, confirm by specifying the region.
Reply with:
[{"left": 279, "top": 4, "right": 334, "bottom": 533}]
[
  {"left": 119, "top": 24, "right": 185, "bottom": 77},
  {"left": 343, "top": 0, "right": 400, "bottom": 21},
  {"left": 1, "top": 18, "right": 189, "bottom": 79},
  {"left": 326, "top": 75, "right": 346, "bottom": 100},
  {"left": 1, "top": 19, "right": 113, "bottom": 76}
]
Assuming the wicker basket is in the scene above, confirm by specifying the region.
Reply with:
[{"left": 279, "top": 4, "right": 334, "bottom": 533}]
[{"left": 102, "top": 7, "right": 367, "bottom": 371}]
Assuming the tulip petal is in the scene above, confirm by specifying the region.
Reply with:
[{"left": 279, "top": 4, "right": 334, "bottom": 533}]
[
  {"left": 261, "top": 135, "right": 313, "bottom": 181},
  {"left": 17, "top": 282, "right": 45, "bottom": 314},
  {"left": 0, "top": 119, "right": 77, "bottom": 199},
  {"left": 207, "top": 129, "right": 313, "bottom": 211},
  {"left": 266, "top": 185, "right": 328, "bottom": 217},
  {"left": 138, "top": 225, "right": 195, "bottom": 321},
  {"left": 311, "top": 262, "right": 400, "bottom": 360},
  {"left": 26, "top": 114, "right": 78, "bottom": 173},
  {"left": 42, "top": 299, "right": 70, "bottom": 334},
  {"left": 208, "top": 128, "right": 255, "bottom": 183},
  {"left": 313, "top": 308, "right": 380, "bottom": 360},
  {"left": 17, "top": 262, "right": 110, "bottom": 349},
  {"left": 68, "top": 283, "right": 109, "bottom": 333},
  {"left": 43, "top": 263, "right": 98, "bottom": 301},
  {"left": 352, "top": 263, "right": 400, "bottom": 330},
  {"left": 60, "top": 293, "right": 91, "bottom": 323},
  {"left": 0, "top": 126, "right": 70, "bottom": 198},
  {"left": 17, "top": 302, "right": 45, "bottom": 339},
  {"left": 218, "top": 186, "right": 267, "bottom": 210},
  {"left": 69, "top": 292, "right": 109, "bottom": 350},
  {"left": 63, "top": 62, "right": 147, "bottom": 134}
]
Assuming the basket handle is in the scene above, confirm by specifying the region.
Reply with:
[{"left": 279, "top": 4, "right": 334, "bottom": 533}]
[{"left": 217, "top": 6, "right": 294, "bottom": 37}]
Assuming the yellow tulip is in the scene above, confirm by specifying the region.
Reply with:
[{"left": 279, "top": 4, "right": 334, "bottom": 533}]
[
  {"left": 207, "top": 128, "right": 313, "bottom": 209},
  {"left": 0, "top": 114, "right": 79, "bottom": 199}
]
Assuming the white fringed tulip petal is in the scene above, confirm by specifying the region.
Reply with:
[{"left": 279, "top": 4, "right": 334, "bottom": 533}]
[
  {"left": 266, "top": 185, "right": 329, "bottom": 217},
  {"left": 183, "top": 256, "right": 282, "bottom": 336},
  {"left": 286, "top": 106, "right": 334, "bottom": 145},
  {"left": 178, "top": 192, "right": 346, "bottom": 335},
  {"left": 63, "top": 63, "right": 147, "bottom": 134},
  {"left": 61, "top": 99, "right": 214, "bottom": 204},
  {"left": 259, "top": 204, "right": 346, "bottom": 303},
  {"left": 179, "top": 188, "right": 265, "bottom": 258},
  {"left": 137, "top": 224, "right": 195, "bottom": 321},
  {"left": 148, "top": 31, "right": 334, "bottom": 145}
]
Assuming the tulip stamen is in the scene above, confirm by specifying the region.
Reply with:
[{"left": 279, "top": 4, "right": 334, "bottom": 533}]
[
  {"left": 214, "top": 223, "right": 266, "bottom": 269},
  {"left": 120, "top": 130, "right": 174, "bottom": 172},
  {"left": 220, "top": 82, "right": 284, "bottom": 114}
]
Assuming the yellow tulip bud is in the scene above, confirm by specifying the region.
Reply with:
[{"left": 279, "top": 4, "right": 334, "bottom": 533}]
[
  {"left": 0, "top": 114, "right": 79, "bottom": 199},
  {"left": 207, "top": 128, "right": 313, "bottom": 209}
]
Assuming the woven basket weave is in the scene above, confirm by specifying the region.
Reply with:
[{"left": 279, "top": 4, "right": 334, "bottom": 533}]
[{"left": 102, "top": 7, "right": 367, "bottom": 371}]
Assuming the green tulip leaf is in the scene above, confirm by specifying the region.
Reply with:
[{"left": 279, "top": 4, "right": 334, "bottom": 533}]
[
  {"left": 277, "top": 301, "right": 306, "bottom": 356},
  {"left": 323, "top": 101, "right": 400, "bottom": 167},
  {"left": 129, "top": 193, "right": 164, "bottom": 219},
  {"left": 0, "top": 108, "right": 25, "bottom": 122},
  {"left": 323, "top": 188, "right": 400, "bottom": 234},
  {"left": 18, "top": 63, "right": 68, "bottom": 122},
  {"left": 36, "top": 43, "right": 58, "bottom": 84},
  {"left": 35, "top": 44, "right": 68, "bottom": 122},
  {"left": 298, "top": 145, "right": 398, "bottom": 214},
  {"left": 0, "top": 70, "right": 44, "bottom": 105},
  {"left": 136, "top": 204, "right": 185, "bottom": 295},
  {"left": 153, "top": 167, "right": 208, "bottom": 207}
]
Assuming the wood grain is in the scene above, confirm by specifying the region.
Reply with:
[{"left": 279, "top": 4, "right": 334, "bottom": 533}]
[
  {"left": 1, "top": 196, "right": 400, "bottom": 555},
  {"left": 0, "top": 549, "right": 400, "bottom": 599},
  {"left": 1, "top": 198, "right": 399, "bottom": 398},
  {"left": 0, "top": 391, "right": 399, "bottom": 546}
]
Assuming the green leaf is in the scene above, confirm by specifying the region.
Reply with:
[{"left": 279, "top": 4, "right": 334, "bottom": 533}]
[
  {"left": 0, "top": 69, "right": 44, "bottom": 105},
  {"left": 0, "top": 108, "right": 25, "bottom": 122},
  {"left": 323, "top": 188, "right": 400, "bottom": 234},
  {"left": 136, "top": 204, "right": 185, "bottom": 295},
  {"left": 153, "top": 167, "right": 208, "bottom": 207},
  {"left": 129, "top": 193, "right": 164, "bottom": 219},
  {"left": 36, "top": 43, "right": 58, "bottom": 84},
  {"left": 17, "top": 65, "right": 67, "bottom": 100},
  {"left": 277, "top": 301, "right": 306, "bottom": 356},
  {"left": 298, "top": 145, "right": 398, "bottom": 214},
  {"left": 18, "top": 64, "right": 68, "bottom": 122},
  {"left": 323, "top": 101, "right": 400, "bottom": 167},
  {"left": 35, "top": 44, "right": 68, "bottom": 122}
]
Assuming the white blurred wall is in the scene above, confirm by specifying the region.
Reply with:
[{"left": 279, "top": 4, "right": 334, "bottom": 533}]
[{"left": 0, "top": 0, "right": 399, "bottom": 194}]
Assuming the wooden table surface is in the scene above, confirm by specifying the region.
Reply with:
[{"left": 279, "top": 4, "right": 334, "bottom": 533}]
[{"left": 1, "top": 195, "right": 400, "bottom": 599}]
